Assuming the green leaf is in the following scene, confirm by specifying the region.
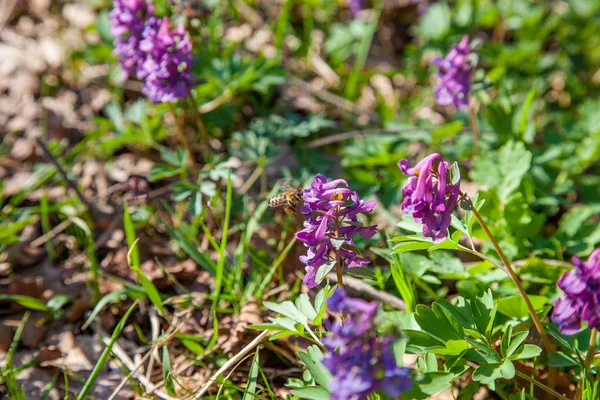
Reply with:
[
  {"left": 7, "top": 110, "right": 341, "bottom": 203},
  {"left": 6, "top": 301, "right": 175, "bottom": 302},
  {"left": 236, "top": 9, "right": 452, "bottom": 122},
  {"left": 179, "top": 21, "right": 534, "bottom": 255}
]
[
  {"left": 296, "top": 294, "right": 318, "bottom": 322},
  {"left": 431, "top": 121, "right": 464, "bottom": 146},
  {"left": 505, "top": 330, "right": 529, "bottom": 359},
  {"left": 291, "top": 386, "right": 331, "bottom": 400},
  {"left": 511, "top": 344, "right": 542, "bottom": 360},
  {"left": 497, "top": 295, "right": 547, "bottom": 319},
  {"left": 242, "top": 350, "right": 260, "bottom": 400},
  {"left": 315, "top": 259, "right": 336, "bottom": 285},
  {"left": 429, "top": 339, "right": 469, "bottom": 356},
  {"left": 162, "top": 346, "right": 176, "bottom": 396},
  {"left": 82, "top": 290, "right": 128, "bottom": 330},
  {"left": 76, "top": 302, "right": 137, "bottom": 400},
  {"left": 264, "top": 301, "right": 307, "bottom": 326},
  {"left": 0, "top": 295, "right": 51, "bottom": 312},
  {"left": 472, "top": 360, "right": 515, "bottom": 385},
  {"left": 414, "top": 303, "right": 464, "bottom": 343},
  {"left": 401, "top": 371, "right": 454, "bottom": 399},
  {"left": 164, "top": 224, "right": 216, "bottom": 275},
  {"left": 417, "top": 3, "right": 451, "bottom": 40},
  {"left": 298, "top": 346, "right": 332, "bottom": 388}
]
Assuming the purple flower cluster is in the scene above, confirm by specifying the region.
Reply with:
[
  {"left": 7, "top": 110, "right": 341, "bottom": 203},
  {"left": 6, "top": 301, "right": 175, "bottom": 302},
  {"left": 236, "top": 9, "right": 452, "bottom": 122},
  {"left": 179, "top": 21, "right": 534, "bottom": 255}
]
[
  {"left": 138, "top": 17, "right": 193, "bottom": 103},
  {"left": 399, "top": 153, "right": 460, "bottom": 243},
  {"left": 323, "top": 289, "right": 412, "bottom": 400},
  {"left": 432, "top": 35, "right": 473, "bottom": 109},
  {"left": 295, "top": 174, "right": 378, "bottom": 288},
  {"left": 109, "top": 0, "right": 192, "bottom": 103},
  {"left": 348, "top": 0, "right": 363, "bottom": 16},
  {"left": 552, "top": 249, "right": 600, "bottom": 335},
  {"left": 110, "top": 0, "right": 154, "bottom": 80}
]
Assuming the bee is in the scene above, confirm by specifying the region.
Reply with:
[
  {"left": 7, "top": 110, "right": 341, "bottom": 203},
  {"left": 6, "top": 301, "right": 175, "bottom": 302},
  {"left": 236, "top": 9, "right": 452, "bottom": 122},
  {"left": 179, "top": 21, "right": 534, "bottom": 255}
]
[{"left": 269, "top": 183, "right": 304, "bottom": 215}]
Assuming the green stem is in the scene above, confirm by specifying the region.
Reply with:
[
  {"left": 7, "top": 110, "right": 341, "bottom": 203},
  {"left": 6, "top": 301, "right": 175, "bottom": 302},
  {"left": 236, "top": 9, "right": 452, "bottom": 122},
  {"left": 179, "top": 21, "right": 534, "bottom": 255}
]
[
  {"left": 586, "top": 328, "right": 598, "bottom": 374},
  {"left": 168, "top": 102, "right": 195, "bottom": 168},
  {"left": 468, "top": 102, "right": 480, "bottom": 156},
  {"left": 466, "top": 195, "right": 552, "bottom": 354},
  {"left": 187, "top": 95, "right": 213, "bottom": 153},
  {"left": 344, "top": 6, "right": 382, "bottom": 99},
  {"left": 515, "top": 370, "right": 570, "bottom": 400}
]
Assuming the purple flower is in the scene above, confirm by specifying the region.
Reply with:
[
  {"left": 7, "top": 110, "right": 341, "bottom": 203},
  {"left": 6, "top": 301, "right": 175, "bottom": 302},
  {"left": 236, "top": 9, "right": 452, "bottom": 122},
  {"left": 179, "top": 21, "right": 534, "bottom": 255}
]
[
  {"left": 110, "top": 0, "right": 155, "bottom": 80},
  {"left": 348, "top": 0, "right": 363, "bottom": 16},
  {"left": 399, "top": 153, "right": 460, "bottom": 243},
  {"left": 323, "top": 289, "right": 412, "bottom": 400},
  {"left": 295, "top": 174, "right": 378, "bottom": 288},
  {"left": 138, "top": 17, "right": 193, "bottom": 103},
  {"left": 432, "top": 35, "right": 473, "bottom": 109},
  {"left": 552, "top": 249, "right": 600, "bottom": 335}
]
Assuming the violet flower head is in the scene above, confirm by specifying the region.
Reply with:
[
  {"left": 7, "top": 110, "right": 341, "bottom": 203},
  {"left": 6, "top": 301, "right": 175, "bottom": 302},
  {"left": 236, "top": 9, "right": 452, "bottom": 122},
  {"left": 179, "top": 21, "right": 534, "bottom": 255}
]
[
  {"left": 432, "top": 35, "right": 473, "bottom": 109},
  {"left": 110, "top": 0, "right": 155, "bottom": 80},
  {"left": 295, "top": 174, "right": 378, "bottom": 288},
  {"left": 399, "top": 153, "right": 460, "bottom": 243},
  {"left": 323, "top": 289, "right": 412, "bottom": 400},
  {"left": 552, "top": 249, "right": 600, "bottom": 335},
  {"left": 348, "top": 0, "right": 363, "bottom": 16},
  {"left": 138, "top": 17, "right": 193, "bottom": 103}
]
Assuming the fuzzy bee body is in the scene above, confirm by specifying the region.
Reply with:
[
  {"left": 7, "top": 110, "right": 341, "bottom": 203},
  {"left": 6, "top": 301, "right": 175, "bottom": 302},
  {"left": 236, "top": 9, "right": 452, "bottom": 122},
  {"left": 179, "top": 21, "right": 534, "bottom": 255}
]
[{"left": 268, "top": 188, "right": 304, "bottom": 214}]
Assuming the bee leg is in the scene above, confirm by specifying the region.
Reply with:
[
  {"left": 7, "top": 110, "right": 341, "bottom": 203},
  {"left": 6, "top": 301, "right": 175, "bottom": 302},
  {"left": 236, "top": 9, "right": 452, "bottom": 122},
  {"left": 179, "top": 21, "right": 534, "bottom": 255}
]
[{"left": 284, "top": 207, "right": 295, "bottom": 215}]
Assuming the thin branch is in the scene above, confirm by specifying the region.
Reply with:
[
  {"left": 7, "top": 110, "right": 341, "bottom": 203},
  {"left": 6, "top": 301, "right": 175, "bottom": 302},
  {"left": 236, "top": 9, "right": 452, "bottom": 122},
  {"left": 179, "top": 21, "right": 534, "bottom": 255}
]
[
  {"left": 327, "top": 273, "right": 407, "bottom": 311},
  {"left": 289, "top": 77, "right": 380, "bottom": 124},
  {"left": 192, "top": 330, "right": 270, "bottom": 399},
  {"left": 35, "top": 138, "right": 110, "bottom": 218}
]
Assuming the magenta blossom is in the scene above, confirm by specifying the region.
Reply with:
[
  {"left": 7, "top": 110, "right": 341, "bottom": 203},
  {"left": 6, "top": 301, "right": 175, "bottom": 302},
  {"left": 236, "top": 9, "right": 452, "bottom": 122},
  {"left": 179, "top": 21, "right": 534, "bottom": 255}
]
[
  {"left": 295, "top": 174, "right": 377, "bottom": 288},
  {"left": 432, "top": 35, "right": 473, "bottom": 109},
  {"left": 109, "top": 0, "right": 155, "bottom": 80},
  {"left": 323, "top": 289, "right": 412, "bottom": 400},
  {"left": 399, "top": 153, "right": 460, "bottom": 243},
  {"left": 552, "top": 249, "right": 600, "bottom": 335},
  {"left": 138, "top": 17, "right": 193, "bottom": 103}
]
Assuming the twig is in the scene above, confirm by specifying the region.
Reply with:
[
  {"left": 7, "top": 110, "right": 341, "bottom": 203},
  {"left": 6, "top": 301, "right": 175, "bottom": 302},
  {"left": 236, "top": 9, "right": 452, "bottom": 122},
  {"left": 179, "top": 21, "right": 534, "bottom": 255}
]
[
  {"left": 306, "top": 128, "right": 425, "bottom": 148},
  {"left": 198, "top": 90, "right": 231, "bottom": 114},
  {"left": 106, "top": 349, "right": 153, "bottom": 400},
  {"left": 30, "top": 217, "right": 73, "bottom": 248},
  {"left": 238, "top": 163, "right": 265, "bottom": 195},
  {"left": 514, "top": 370, "right": 569, "bottom": 400},
  {"left": 35, "top": 138, "right": 110, "bottom": 218},
  {"left": 289, "top": 77, "right": 380, "bottom": 124},
  {"left": 327, "top": 273, "right": 407, "bottom": 311},
  {"left": 97, "top": 331, "right": 177, "bottom": 400},
  {"left": 192, "top": 330, "right": 271, "bottom": 399}
]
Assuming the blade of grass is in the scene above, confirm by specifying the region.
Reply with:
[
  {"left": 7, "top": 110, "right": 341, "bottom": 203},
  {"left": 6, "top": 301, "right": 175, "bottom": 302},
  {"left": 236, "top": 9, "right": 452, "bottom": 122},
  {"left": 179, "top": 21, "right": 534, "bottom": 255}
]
[
  {"left": 256, "top": 238, "right": 296, "bottom": 299},
  {"left": 344, "top": 6, "right": 382, "bottom": 99},
  {"left": 164, "top": 223, "right": 216, "bottom": 275},
  {"left": 162, "top": 346, "right": 176, "bottom": 396},
  {"left": 386, "top": 232, "right": 417, "bottom": 312},
  {"left": 39, "top": 192, "right": 55, "bottom": 259},
  {"left": 124, "top": 203, "right": 167, "bottom": 314},
  {"left": 82, "top": 289, "right": 128, "bottom": 330},
  {"left": 0, "top": 295, "right": 52, "bottom": 313},
  {"left": 76, "top": 301, "right": 138, "bottom": 400},
  {"left": 242, "top": 350, "right": 260, "bottom": 400},
  {"left": 211, "top": 171, "right": 232, "bottom": 313}
]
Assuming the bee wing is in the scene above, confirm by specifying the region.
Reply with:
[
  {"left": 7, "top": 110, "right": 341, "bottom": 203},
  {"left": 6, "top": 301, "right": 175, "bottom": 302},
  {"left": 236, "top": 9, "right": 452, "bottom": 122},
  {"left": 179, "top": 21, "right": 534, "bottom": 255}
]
[{"left": 280, "top": 179, "right": 292, "bottom": 191}]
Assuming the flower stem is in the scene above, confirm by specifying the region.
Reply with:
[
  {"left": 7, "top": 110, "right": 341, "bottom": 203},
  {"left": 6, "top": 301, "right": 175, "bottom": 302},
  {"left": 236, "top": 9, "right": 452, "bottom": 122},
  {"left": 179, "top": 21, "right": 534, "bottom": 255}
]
[
  {"left": 585, "top": 328, "right": 598, "bottom": 374},
  {"left": 468, "top": 102, "right": 480, "bottom": 156},
  {"left": 335, "top": 251, "right": 344, "bottom": 290},
  {"left": 514, "top": 371, "right": 569, "bottom": 400},
  {"left": 575, "top": 328, "right": 598, "bottom": 400},
  {"left": 168, "top": 103, "right": 195, "bottom": 168},
  {"left": 334, "top": 206, "right": 344, "bottom": 290},
  {"left": 187, "top": 95, "right": 213, "bottom": 153},
  {"left": 466, "top": 196, "right": 552, "bottom": 353}
]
